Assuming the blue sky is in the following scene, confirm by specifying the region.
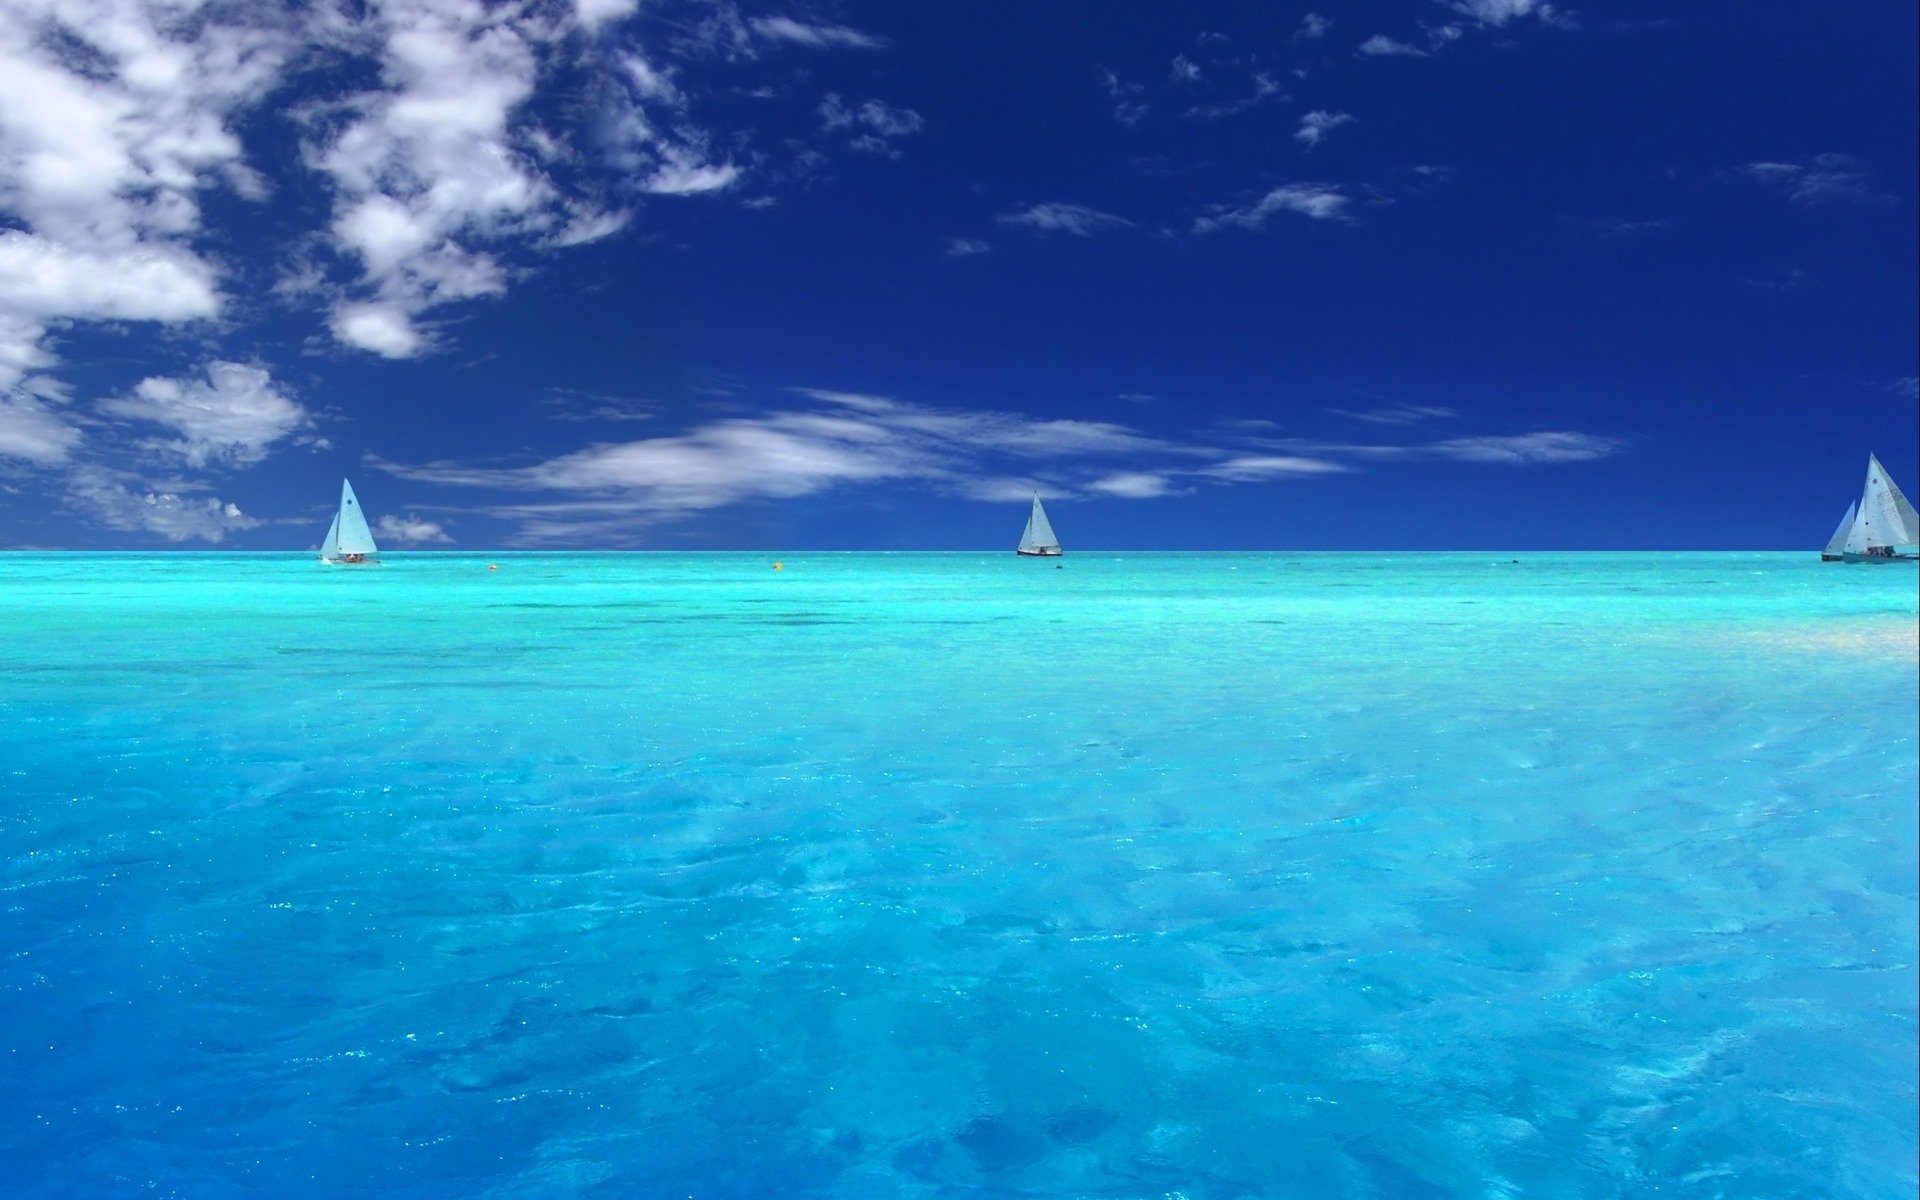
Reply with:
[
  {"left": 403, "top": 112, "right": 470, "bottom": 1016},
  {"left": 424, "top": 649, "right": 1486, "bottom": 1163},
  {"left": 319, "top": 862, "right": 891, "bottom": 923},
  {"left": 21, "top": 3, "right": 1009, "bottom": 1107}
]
[{"left": 0, "top": 0, "right": 1914, "bottom": 550}]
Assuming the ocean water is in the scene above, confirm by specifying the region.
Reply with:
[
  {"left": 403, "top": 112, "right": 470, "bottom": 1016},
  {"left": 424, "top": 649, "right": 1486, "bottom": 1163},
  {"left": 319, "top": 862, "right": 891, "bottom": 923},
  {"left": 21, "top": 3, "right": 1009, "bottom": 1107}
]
[{"left": 1, "top": 551, "right": 1914, "bottom": 1199}]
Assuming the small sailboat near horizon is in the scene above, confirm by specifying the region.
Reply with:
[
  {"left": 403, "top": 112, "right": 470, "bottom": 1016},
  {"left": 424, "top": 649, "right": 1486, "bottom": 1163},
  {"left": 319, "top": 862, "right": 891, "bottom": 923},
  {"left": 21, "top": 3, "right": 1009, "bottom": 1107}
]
[
  {"left": 319, "top": 478, "right": 380, "bottom": 566},
  {"left": 1822, "top": 455, "right": 1918, "bottom": 563},
  {"left": 1016, "top": 492, "right": 1063, "bottom": 557}
]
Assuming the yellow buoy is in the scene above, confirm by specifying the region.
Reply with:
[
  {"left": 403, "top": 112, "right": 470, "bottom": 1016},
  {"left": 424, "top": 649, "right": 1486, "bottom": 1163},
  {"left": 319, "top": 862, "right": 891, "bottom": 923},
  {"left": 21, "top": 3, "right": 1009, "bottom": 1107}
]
[
  {"left": 488, "top": 563, "right": 498, "bottom": 571},
  {"left": 772, "top": 562, "right": 784, "bottom": 570}
]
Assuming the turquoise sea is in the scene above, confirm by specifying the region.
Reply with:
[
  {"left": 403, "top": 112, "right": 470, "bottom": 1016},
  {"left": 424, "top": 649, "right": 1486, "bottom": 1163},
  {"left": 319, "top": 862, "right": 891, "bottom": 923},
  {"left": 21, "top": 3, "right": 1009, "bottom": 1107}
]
[{"left": 2, "top": 552, "right": 1915, "bottom": 1199}]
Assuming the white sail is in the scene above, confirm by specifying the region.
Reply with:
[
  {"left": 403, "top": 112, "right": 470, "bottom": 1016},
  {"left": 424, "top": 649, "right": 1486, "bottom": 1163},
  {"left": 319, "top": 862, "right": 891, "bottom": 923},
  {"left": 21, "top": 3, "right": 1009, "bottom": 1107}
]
[
  {"left": 331, "top": 479, "right": 379, "bottom": 556},
  {"left": 1822, "top": 502, "right": 1856, "bottom": 557},
  {"left": 1860, "top": 455, "right": 1919, "bottom": 547},
  {"left": 1842, "top": 502, "right": 1872, "bottom": 554},
  {"left": 319, "top": 513, "right": 341, "bottom": 560},
  {"left": 1018, "top": 494, "right": 1060, "bottom": 553}
]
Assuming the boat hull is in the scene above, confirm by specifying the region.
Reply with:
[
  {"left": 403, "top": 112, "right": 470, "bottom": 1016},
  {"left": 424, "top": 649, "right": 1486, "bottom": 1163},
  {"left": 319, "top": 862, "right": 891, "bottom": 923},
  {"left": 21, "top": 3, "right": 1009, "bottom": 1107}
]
[
  {"left": 1016, "top": 548, "right": 1063, "bottom": 557},
  {"left": 1830, "top": 552, "right": 1917, "bottom": 563},
  {"left": 319, "top": 557, "right": 382, "bottom": 567}
]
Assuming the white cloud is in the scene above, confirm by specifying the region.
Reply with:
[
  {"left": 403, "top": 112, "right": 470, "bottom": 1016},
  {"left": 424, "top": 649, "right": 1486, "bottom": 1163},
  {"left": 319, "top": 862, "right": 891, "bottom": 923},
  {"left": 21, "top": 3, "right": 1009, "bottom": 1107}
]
[
  {"left": 575, "top": 0, "right": 642, "bottom": 32},
  {"left": 1331, "top": 404, "right": 1457, "bottom": 425},
  {"left": 0, "top": 0, "right": 285, "bottom": 386},
  {"left": 1195, "top": 184, "right": 1352, "bottom": 233},
  {"left": 749, "top": 16, "right": 882, "bottom": 50},
  {"left": 1170, "top": 54, "right": 1202, "bottom": 83},
  {"left": 0, "top": 391, "right": 82, "bottom": 464},
  {"left": 1087, "top": 471, "right": 1173, "bottom": 498},
  {"left": 1295, "top": 110, "right": 1356, "bottom": 147},
  {"left": 946, "top": 237, "right": 991, "bottom": 257},
  {"left": 1097, "top": 68, "right": 1148, "bottom": 126},
  {"left": 1424, "top": 432, "right": 1620, "bottom": 463},
  {"left": 1297, "top": 13, "right": 1332, "bottom": 39},
  {"left": 64, "top": 466, "right": 260, "bottom": 543},
  {"left": 376, "top": 389, "right": 1623, "bottom": 542},
  {"left": 999, "top": 202, "right": 1134, "bottom": 237},
  {"left": 375, "top": 513, "right": 453, "bottom": 543},
  {"left": 1743, "top": 155, "right": 1887, "bottom": 205},
  {"left": 311, "top": 1, "right": 550, "bottom": 359},
  {"left": 377, "top": 389, "right": 1206, "bottom": 539},
  {"left": 820, "top": 94, "right": 924, "bottom": 156},
  {"left": 1204, "top": 455, "right": 1350, "bottom": 480},
  {"left": 1358, "top": 34, "right": 1427, "bottom": 57},
  {"left": 98, "top": 362, "right": 309, "bottom": 468},
  {"left": 1893, "top": 377, "right": 1918, "bottom": 400},
  {"left": 1447, "top": 0, "right": 1564, "bottom": 27},
  {"left": 331, "top": 301, "right": 426, "bottom": 359}
]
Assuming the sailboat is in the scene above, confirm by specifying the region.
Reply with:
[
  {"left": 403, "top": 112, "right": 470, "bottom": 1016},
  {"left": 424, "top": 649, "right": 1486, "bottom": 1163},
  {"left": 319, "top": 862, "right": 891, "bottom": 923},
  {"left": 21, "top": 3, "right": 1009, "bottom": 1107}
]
[
  {"left": 318, "top": 478, "right": 380, "bottom": 566},
  {"left": 1822, "top": 455, "right": 1918, "bottom": 562},
  {"left": 1016, "top": 492, "right": 1063, "bottom": 557}
]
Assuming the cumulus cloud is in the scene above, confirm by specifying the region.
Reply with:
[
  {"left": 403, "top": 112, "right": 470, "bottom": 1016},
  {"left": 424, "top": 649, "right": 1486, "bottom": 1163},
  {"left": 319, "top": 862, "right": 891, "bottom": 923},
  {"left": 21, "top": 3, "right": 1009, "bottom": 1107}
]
[
  {"left": 999, "top": 203, "right": 1134, "bottom": 237},
  {"left": 1297, "top": 13, "right": 1332, "bottom": 39},
  {"left": 0, "top": 0, "right": 288, "bottom": 386},
  {"left": 98, "top": 362, "right": 309, "bottom": 468},
  {"left": 375, "top": 513, "right": 453, "bottom": 543},
  {"left": 1195, "top": 184, "right": 1352, "bottom": 233},
  {"left": 63, "top": 466, "right": 260, "bottom": 543},
  {"left": 1295, "top": 110, "right": 1356, "bottom": 147}
]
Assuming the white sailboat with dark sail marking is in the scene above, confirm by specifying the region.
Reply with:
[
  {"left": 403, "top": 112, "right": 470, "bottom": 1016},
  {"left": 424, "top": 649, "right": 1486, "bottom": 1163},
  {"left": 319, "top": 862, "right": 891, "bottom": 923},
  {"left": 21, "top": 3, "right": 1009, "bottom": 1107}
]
[
  {"left": 319, "top": 478, "right": 380, "bottom": 566},
  {"left": 1016, "top": 492, "right": 1062, "bottom": 557},
  {"left": 1822, "top": 455, "right": 1918, "bottom": 562}
]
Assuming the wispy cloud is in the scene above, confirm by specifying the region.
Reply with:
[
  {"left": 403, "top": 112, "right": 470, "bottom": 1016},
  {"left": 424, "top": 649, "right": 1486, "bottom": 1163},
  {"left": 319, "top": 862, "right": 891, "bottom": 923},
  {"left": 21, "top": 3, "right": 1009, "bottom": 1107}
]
[
  {"left": 1295, "top": 110, "right": 1356, "bottom": 147},
  {"left": 1358, "top": 34, "right": 1428, "bottom": 57},
  {"left": 62, "top": 465, "right": 260, "bottom": 543},
  {"left": 1296, "top": 13, "right": 1332, "bottom": 39},
  {"left": 999, "top": 203, "right": 1134, "bottom": 237},
  {"left": 1330, "top": 404, "right": 1457, "bottom": 426},
  {"left": 1743, "top": 154, "right": 1890, "bottom": 205},
  {"left": 1195, "top": 184, "right": 1352, "bottom": 233},
  {"left": 1087, "top": 471, "right": 1176, "bottom": 498},
  {"left": 946, "top": 238, "right": 991, "bottom": 257},
  {"left": 1203, "top": 455, "right": 1352, "bottom": 481},
  {"left": 1447, "top": 0, "right": 1569, "bottom": 27},
  {"left": 1425, "top": 432, "right": 1619, "bottom": 463},
  {"left": 1096, "top": 68, "right": 1148, "bottom": 126},
  {"left": 0, "top": 391, "right": 82, "bottom": 465},
  {"left": 749, "top": 16, "right": 883, "bottom": 50},
  {"left": 820, "top": 94, "right": 924, "bottom": 156},
  {"left": 374, "top": 387, "right": 1616, "bottom": 542}
]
